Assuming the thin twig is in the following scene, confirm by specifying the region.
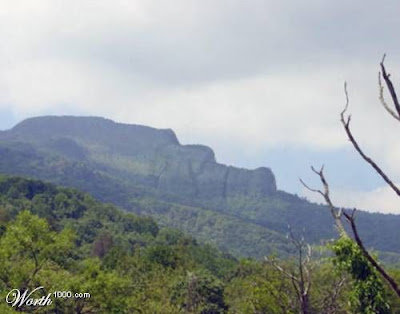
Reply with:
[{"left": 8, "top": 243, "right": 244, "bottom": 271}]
[
  {"left": 300, "top": 166, "right": 346, "bottom": 236},
  {"left": 266, "top": 227, "right": 312, "bottom": 314},
  {"left": 379, "top": 72, "right": 400, "bottom": 121},
  {"left": 380, "top": 54, "right": 400, "bottom": 118},
  {"left": 265, "top": 256, "right": 299, "bottom": 283},
  {"left": 320, "top": 277, "right": 346, "bottom": 314}
]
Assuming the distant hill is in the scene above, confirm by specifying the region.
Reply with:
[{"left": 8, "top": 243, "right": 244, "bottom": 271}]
[
  {"left": 0, "top": 115, "right": 399, "bottom": 259},
  {"left": 1, "top": 116, "right": 276, "bottom": 200}
]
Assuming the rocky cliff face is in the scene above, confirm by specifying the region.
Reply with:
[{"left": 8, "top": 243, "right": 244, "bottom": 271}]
[
  {"left": 156, "top": 146, "right": 276, "bottom": 199},
  {"left": 0, "top": 116, "right": 277, "bottom": 200}
]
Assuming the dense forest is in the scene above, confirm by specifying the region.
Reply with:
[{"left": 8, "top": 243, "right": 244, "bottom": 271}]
[
  {"left": 0, "top": 175, "right": 400, "bottom": 313},
  {"left": 1, "top": 116, "right": 400, "bottom": 262}
]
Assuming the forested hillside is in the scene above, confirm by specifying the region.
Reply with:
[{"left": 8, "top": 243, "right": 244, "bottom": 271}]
[
  {"left": 2, "top": 175, "right": 400, "bottom": 313},
  {"left": 0, "top": 116, "right": 399, "bottom": 259},
  {"left": 0, "top": 175, "right": 236, "bottom": 312}
]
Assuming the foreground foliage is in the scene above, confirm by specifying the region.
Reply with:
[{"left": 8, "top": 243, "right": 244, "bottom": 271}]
[{"left": 0, "top": 175, "right": 399, "bottom": 313}]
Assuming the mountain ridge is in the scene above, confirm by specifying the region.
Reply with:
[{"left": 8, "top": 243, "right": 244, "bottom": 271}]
[
  {"left": 0, "top": 115, "right": 399, "bottom": 259},
  {"left": 0, "top": 115, "right": 277, "bottom": 200}
]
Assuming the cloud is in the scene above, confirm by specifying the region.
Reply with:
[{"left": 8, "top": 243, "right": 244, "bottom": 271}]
[
  {"left": 302, "top": 183, "right": 400, "bottom": 214},
  {"left": 1, "top": 1, "right": 400, "bottom": 213}
]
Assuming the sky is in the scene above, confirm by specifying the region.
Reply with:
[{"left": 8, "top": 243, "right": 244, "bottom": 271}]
[{"left": 1, "top": 1, "right": 400, "bottom": 213}]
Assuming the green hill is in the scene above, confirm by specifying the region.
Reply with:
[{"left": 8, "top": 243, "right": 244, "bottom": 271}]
[
  {"left": 0, "top": 174, "right": 241, "bottom": 312},
  {"left": 0, "top": 116, "right": 399, "bottom": 259}
]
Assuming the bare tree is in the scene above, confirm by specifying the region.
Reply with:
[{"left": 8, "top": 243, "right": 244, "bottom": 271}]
[
  {"left": 301, "top": 55, "right": 400, "bottom": 298},
  {"left": 266, "top": 226, "right": 313, "bottom": 314},
  {"left": 318, "top": 276, "right": 346, "bottom": 314}
]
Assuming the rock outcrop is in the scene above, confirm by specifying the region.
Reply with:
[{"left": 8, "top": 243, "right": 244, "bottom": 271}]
[{"left": 0, "top": 116, "right": 277, "bottom": 201}]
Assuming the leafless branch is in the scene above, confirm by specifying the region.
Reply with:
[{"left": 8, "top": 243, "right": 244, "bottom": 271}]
[
  {"left": 380, "top": 54, "right": 400, "bottom": 119},
  {"left": 300, "top": 166, "right": 346, "bottom": 236},
  {"left": 299, "top": 178, "right": 324, "bottom": 197},
  {"left": 265, "top": 256, "right": 299, "bottom": 283},
  {"left": 341, "top": 83, "right": 400, "bottom": 197},
  {"left": 304, "top": 163, "right": 400, "bottom": 298},
  {"left": 288, "top": 225, "right": 312, "bottom": 298},
  {"left": 320, "top": 277, "right": 347, "bottom": 314},
  {"left": 303, "top": 58, "right": 400, "bottom": 301},
  {"left": 379, "top": 72, "right": 400, "bottom": 121},
  {"left": 266, "top": 227, "right": 312, "bottom": 314},
  {"left": 342, "top": 209, "right": 400, "bottom": 297}
]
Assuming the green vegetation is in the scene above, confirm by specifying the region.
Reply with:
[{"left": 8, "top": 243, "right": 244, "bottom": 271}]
[
  {"left": 0, "top": 175, "right": 400, "bottom": 313},
  {"left": 0, "top": 175, "right": 236, "bottom": 312},
  {"left": 332, "top": 237, "right": 390, "bottom": 313},
  {"left": 1, "top": 116, "right": 400, "bottom": 261}
]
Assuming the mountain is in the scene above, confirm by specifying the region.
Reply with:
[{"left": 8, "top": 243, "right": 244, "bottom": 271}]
[
  {"left": 0, "top": 115, "right": 399, "bottom": 259},
  {"left": 0, "top": 116, "right": 276, "bottom": 200}
]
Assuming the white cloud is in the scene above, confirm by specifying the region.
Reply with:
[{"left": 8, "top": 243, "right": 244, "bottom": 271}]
[
  {"left": 302, "top": 184, "right": 400, "bottom": 214},
  {"left": 2, "top": 1, "right": 400, "bottom": 214}
]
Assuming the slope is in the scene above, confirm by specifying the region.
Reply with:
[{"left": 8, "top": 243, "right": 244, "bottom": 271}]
[{"left": 0, "top": 116, "right": 399, "bottom": 258}]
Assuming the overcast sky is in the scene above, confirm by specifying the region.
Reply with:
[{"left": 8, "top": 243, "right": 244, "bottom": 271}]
[{"left": 1, "top": 1, "right": 400, "bottom": 213}]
